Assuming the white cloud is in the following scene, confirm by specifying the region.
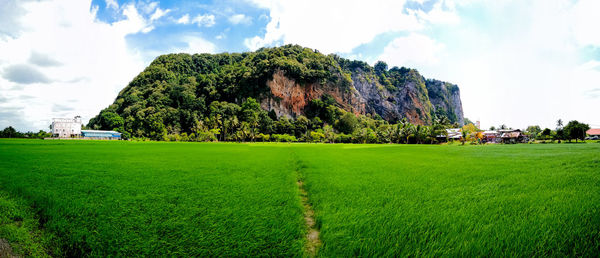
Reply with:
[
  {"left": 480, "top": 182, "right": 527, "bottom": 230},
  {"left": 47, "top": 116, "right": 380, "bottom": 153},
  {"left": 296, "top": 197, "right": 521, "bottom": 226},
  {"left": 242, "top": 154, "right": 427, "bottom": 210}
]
[
  {"left": 172, "top": 36, "right": 217, "bottom": 54},
  {"left": 378, "top": 33, "right": 444, "bottom": 68},
  {"left": 245, "top": 0, "right": 422, "bottom": 53},
  {"left": 571, "top": 0, "right": 600, "bottom": 47},
  {"left": 400, "top": 0, "right": 600, "bottom": 130},
  {"left": 176, "top": 14, "right": 190, "bottom": 24},
  {"left": 150, "top": 8, "right": 171, "bottom": 22},
  {"left": 105, "top": 0, "right": 118, "bottom": 10},
  {"left": 112, "top": 4, "right": 155, "bottom": 35},
  {"left": 0, "top": 0, "right": 164, "bottom": 131},
  {"left": 228, "top": 14, "right": 252, "bottom": 25},
  {"left": 0, "top": 0, "right": 28, "bottom": 39},
  {"left": 413, "top": 0, "right": 460, "bottom": 25},
  {"left": 177, "top": 13, "right": 217, "bottom": 28},
  {"left": 192, "top": 14, "right": 216, "bottom": 27},
  {"left": 139, "top": 1, "right": 158, "bottom": 15}
]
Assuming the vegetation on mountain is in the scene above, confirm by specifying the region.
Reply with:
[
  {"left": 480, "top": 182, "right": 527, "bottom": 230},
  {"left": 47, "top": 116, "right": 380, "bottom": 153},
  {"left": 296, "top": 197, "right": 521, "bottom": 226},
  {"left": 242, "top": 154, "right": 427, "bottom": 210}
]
[{"left": 88, "top": 45, "right": 464, "bottom": 141}]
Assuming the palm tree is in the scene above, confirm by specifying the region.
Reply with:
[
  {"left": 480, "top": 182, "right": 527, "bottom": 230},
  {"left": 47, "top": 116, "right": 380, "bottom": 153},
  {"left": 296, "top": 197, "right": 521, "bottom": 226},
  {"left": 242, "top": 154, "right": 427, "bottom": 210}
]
[
  {"left": 404, "top": 123, "right": 415, "bottom": 144},
  {"left": 556, "top": 119, "right": 563, "bottom": 130},
  {"left": 323, "top": 125, "right": 335, "bottom": 143}
]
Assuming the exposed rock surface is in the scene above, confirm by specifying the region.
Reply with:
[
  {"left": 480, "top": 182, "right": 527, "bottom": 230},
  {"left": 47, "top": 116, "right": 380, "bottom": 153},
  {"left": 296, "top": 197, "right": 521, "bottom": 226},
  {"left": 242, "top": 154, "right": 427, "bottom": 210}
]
[
  {"left": 426, "top": 79, "right": 465, "bottom": 125},
  {"left": 261, "top": 68, "right": 463, "bottom": 125}
]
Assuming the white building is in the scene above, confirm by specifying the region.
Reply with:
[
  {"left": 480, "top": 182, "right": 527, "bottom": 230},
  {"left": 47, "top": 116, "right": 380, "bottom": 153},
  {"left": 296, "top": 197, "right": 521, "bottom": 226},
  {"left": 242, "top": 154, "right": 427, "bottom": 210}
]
[{"left": 52, "top": 116, "right": 82, "bottom": 138}]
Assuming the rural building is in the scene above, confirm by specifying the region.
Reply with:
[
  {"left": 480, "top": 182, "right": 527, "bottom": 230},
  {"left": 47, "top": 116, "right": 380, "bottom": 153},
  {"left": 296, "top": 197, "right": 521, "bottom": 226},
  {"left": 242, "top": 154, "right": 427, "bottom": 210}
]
[
  {"left": 52, "top": 116, "right": 82, "bottom": 138},
  {"left": 446, "top": 128, "right": 462, "bottom": 140},
  {"left": 482, "top": 130, "right": 500, "bottom": 143},
  {"left": 499, "top": 129, "right": 527, "bottom": 143},
  {"left": 81, "top": 130, "right": 122, "bottom": 140},
  {"left": 437, "top": 128, "right": 462, "bottom": 142},
  {"left": 587, "top": 129, "right": 600, "bottom": 137}
]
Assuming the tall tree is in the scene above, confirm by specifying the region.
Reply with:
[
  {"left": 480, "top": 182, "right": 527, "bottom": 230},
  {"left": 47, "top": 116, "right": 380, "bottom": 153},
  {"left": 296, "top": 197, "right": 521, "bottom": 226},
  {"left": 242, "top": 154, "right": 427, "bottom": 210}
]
[{"left": 564, "top": 120, "right": 590, "bottom": 143}]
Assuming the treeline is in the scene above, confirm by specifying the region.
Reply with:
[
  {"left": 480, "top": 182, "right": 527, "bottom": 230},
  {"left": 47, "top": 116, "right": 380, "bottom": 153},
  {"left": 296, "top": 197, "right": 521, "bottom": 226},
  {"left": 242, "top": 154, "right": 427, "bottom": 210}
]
[
  {"left": 91, "top": 96, "right": 459, "bottom": 143},
  {"left": 523, "top": 120, "right": 591, "bottom": 143},
  {"left": 0, "top": 126, "right": 51, "bottom": 139}
]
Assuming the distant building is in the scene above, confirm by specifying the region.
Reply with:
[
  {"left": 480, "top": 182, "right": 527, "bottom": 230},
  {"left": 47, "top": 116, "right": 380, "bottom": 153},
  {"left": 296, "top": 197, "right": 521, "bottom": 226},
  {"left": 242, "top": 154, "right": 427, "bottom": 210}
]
[
  {"left": 436, "top": 128, "right": 462, "bottom": 142},
  {"left": 587, "top": 129, "right": 600, "bottom": 137},
  {"left": 52, "top": 116, "right": 82, "bottom": 138},
  {"left": 499, "top": 129, "right": 527, "bottom": 143},
  {"left": 81, "top": 130, "right": 122, "bottom": 140},
  {"left": 448, "top": 128, "right": 463, "bottom": 140},
  {"left": 482, "top": 130, "right": 500, "bottom": 143}
]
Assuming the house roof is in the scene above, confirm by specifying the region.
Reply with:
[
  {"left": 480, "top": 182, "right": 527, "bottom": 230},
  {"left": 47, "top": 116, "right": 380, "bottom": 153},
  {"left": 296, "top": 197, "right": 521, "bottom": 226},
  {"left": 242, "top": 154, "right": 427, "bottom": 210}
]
[
  {"left": 587, "top": 128, "right": 600, "bottom": 135},
  {"left": 501, "top": 132, "right": 522, "bottom": 138},
  {"left": 81, "top": 130, "right": 122, "bottom": 134}
]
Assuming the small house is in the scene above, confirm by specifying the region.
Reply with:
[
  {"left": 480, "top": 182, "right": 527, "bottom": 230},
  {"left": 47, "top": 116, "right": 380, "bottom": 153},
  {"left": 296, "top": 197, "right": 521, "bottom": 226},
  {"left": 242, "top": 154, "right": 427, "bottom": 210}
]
[
  {"left": 436, "top": 128, "right": 462, "bottom": 142},
  {"left": 499, "top": 129, "right": 527, "bottom": 143},
  {"left": 482, "top": 130, "right": 500, "bottom": 143}
]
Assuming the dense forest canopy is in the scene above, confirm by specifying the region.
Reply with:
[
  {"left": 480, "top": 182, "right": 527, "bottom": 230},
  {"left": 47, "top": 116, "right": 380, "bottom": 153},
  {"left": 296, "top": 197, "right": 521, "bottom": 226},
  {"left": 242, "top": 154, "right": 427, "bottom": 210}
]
[{"left": 88, "top": 45, "right": 462, "bottom": 141}]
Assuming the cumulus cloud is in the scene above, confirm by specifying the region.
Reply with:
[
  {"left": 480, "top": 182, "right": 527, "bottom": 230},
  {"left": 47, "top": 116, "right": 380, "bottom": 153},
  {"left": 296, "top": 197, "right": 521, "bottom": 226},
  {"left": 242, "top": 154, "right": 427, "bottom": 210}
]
[
  {"left": 29, "top": 51, "right": 62, "bottom": 67},
  {"left": 0, "top": 0, "right": 27, "bottom": 39},
  {"left": 378, "top": 33, "right": 444, "bottom": 68},
  {"left": 245, "top": 0, "right": 422, "bottom": 53},
  {"left": 409, "top": 0, "right": 600, "bottom": 129},
  {"left": 412, "top": 0, "right": 460, "bottom": 25},
  {"left": 52, "top": 103, "right": 75, "bottom": 112},
  {"left": 0, "top": 107, "right": 29, "bottom": 131},
  {"left": 2, "top": 64, "right": 52, "bottom": 84},
  {"left": 571, "top": 0, "right": 600, "bottom": 47},
  {"left": 0, "top": 0, "right": 168, "bottom": 131},
  {"left": 150, "top": 7, "right": 170, "bottom": 22},
  {"left": 228, "top": 14, "right": 252, "bottom": 25},
  {"left": 105, "top": 0, "right": 118, "bottom": 10},
  {"left": 176, "top": 14, "right": 190, "bottom": 24},
  {"left": 175, "top": 13, "right": 216, "bottom": 27},
  {"left": 192, "top": 14, "right": 216, "bottom": 27},
  {"left": 172, "top": 36, "right": 217, "bottom": 54}
]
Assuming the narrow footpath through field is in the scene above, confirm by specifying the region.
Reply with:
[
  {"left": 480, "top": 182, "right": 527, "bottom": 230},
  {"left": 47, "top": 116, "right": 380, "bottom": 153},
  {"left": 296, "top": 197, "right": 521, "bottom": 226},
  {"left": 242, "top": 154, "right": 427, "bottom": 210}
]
[{"left": 292, "top": 150, "right": 321, "bottom": 257}]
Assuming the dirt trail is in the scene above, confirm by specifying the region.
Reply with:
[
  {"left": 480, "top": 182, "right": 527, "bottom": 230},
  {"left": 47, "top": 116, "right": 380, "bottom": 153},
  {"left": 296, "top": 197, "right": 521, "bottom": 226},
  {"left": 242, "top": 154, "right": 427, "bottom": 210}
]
[
  {"left": 292, "top": 151, "right": 321, "bottom": 257},
  {"left": 297, "top": 180, "right": 321, "bottom": 256},
  {"left": 0, "top": 238, "right": 17, "bottom": 258}
]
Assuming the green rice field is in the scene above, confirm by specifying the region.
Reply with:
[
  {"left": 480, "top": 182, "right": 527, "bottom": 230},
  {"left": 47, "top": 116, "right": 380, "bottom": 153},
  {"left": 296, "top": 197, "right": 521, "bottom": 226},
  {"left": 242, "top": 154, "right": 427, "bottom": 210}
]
[{"left": 0, "top": 139, "right": 599, "bottom": 256}]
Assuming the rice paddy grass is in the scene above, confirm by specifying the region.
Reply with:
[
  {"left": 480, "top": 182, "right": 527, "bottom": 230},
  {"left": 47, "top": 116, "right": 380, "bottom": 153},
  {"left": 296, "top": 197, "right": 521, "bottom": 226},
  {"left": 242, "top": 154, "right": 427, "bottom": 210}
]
[{"left": 0, "top": 139, "right": 598, "bottom": 256}]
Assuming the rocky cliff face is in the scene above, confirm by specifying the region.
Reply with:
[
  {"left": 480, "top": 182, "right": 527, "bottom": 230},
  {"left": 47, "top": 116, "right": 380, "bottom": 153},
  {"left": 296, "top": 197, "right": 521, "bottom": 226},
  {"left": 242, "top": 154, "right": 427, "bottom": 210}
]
[
  {"left": 260, "top": 68, "right": 461, "bottom": 125},
  {"left": 260, "top": 70, "right": 365, "bottom": 118},
  {"left": 350, "top": 68, "right": 433, "bottom": 124},
  {"left": 425, "top": 80, "right": 464, "bottom": 125}
]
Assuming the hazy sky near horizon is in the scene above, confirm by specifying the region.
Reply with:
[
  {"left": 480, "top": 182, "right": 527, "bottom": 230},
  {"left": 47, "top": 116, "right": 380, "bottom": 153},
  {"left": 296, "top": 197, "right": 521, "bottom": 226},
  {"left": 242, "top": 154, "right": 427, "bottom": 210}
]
[{"left": 0, "top": 0, "right": 598, "bottom": 131}]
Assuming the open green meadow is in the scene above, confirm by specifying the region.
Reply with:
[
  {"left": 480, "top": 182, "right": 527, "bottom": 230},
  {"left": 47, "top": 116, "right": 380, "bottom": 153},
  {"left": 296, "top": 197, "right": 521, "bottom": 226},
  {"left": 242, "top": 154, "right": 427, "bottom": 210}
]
[{"left": 0, "top": 139, "right": 599, "bottom": 256}]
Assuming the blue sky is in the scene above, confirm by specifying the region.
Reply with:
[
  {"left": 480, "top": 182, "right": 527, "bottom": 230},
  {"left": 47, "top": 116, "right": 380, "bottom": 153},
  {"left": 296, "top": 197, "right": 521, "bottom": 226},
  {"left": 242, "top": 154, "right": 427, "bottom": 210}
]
[{"left": 0, "top": 0, "right": 599, "bottom": 131}]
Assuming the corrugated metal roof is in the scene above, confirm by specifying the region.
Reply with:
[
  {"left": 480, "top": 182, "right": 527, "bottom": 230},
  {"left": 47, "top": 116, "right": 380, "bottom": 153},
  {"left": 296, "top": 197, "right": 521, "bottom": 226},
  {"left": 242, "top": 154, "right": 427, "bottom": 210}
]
[{"left": 81, "top": 130, "right": 122, "bottom": 134}]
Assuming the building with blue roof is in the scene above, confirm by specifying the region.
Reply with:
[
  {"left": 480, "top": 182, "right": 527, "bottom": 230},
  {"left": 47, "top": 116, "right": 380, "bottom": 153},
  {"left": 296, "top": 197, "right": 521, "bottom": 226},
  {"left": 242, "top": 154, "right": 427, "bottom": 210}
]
[{"left": 81, "top": 130, "right": 122, "bottom": 140}]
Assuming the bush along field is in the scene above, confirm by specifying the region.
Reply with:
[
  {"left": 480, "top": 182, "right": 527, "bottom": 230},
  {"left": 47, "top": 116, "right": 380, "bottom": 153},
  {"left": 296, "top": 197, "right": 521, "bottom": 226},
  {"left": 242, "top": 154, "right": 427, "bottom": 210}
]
[{"left": 0, "top": 139, "right": 599, "bottom": 256}]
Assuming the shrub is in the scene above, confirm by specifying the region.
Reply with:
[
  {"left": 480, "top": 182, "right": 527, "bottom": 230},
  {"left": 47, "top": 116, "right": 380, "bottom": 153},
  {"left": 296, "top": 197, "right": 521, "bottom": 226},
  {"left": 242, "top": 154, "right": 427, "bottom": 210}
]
[{"left": 271, "top": 134, "right": 297, "bottom": 142}]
